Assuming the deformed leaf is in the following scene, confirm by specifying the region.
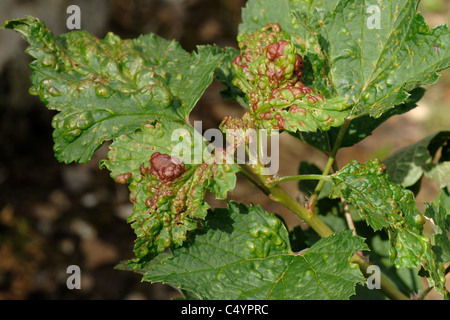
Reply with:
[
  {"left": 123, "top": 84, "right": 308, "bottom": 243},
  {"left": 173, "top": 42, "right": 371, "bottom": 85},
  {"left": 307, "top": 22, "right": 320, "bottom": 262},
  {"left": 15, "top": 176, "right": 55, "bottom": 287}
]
[
  {"left": 135, "top": 36, "right": 226, "bottom": 119},
  {"left": 330, "top": 159, "right": 447, "bottom": 295},
  {"left": 294, "top": 0, "right": 450, "bottom": 118},
  {"left": 232, "top": 23, "right": 351, "bottom": 134},
  {"left": 101, "top": 121, "right": 238, "bottom": 263},
  {"left": 140, "top": 202, "right": 367, "bottom": 300},
  {"left": 214, "top": 46, "right": 248, "bottom": 107},
  {"left": 292, "top": 87, "right": 425, "bottom": 152},
  {"left": 2, "top": 16, "right": 225, "bottom": 163}
]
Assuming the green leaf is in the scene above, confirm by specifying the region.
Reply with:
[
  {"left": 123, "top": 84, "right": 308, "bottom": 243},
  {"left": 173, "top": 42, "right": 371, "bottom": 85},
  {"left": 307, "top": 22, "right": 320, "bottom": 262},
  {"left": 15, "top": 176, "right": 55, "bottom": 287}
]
[
  {"left": 135, "top": 36, "right": 226, "bottom": 119},
  {"left": 239, "top": 0, "right": 339, "bottom": 51},
  {"left": 383, "top": 131, "right": 450, "bottom": 187},
  {"left": 292, "top": 87, "right": 425, "bottom": 152},
  {"left": 294, "top": 0, "right": 450, "bottom": 118},
  {"left": 140, "top": 202, "right": 367, "bottom": 300},
  {"left": 3, "top": 16, "right": 225, "bottom": 163},
  {"left": 214, "top": 46, "right": 248, "bottom": 107},
  {"left": 101, "top": 121, "right": 238, "bottom": 263},
  {"left": 425, "top": 162, "right": 450, "bottom": 189},
  {"left": 330, "top": 159, "right": 447, "bottom": 295},
  {"left": 425, "top": 189, "right": 450, "bottom": 264},
  {"left": 232, "top": 22, "right": 351, "bottom": 134},
  {"left": 353, "top": 230, "right": 424, "bottom": 299}
]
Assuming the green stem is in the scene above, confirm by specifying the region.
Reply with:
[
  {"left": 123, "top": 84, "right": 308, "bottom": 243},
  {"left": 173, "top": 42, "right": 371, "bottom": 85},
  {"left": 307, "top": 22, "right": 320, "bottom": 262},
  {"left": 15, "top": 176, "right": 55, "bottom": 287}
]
[
  {"left": 307, "top": 119, "right": 350, "bottom": 211},
  {"left": 241, "top": 163, "right": 409, "bottom": 300},
  {"left": 350, "top": 254, "right": 410, "bottom": 300},
  {"left": 239, "top": 123, "right": 409, "bottom": 300},
  {"left": 265, "top": 181, "right": 334, "bottom": 238},
  {"left": 238, "top": 165, "right": 270, "bottom": 196},
  {"left": 268, "top": 174, "right": 332, "bottom": 187}
]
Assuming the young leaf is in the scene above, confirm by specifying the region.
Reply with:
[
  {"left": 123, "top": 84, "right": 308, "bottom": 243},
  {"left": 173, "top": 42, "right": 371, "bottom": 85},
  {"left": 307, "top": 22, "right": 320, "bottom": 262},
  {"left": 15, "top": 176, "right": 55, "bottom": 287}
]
[
  {"left": 101, "top": 121, "right": 238, "bottom": 263},
  {"left": 294, "top": 0, "right": 450, "bottom": 118},
  {"left": 241, "top": 0, "right": 341, "bottom": 98},
  {"left": 232, "top": 23, "right": 351, "bottom": 133},
  {"left": 330, "top": 159, "right": 447, "bottom": 296},
  {"left": 140, "top": 202, "right": 367, "bottom": 300},
  {"left": 2, "top": 16, "right": 225, "bottom": 163}
]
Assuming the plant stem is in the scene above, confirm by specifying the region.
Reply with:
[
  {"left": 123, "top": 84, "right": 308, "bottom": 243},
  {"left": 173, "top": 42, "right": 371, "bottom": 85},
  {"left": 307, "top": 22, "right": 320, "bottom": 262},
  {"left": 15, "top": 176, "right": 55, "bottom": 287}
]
[
  {"left": 268, "top": 174, "right": 332, "bottom": 186},
  {"left": 307, "top": 119, "right": 351, "bottom": 211},
  {"left": 240, "top": 124, "right": 409, "bottom": 300},
  {"left": 331, "top": 160, "right": 357, "bottom": 236},
  {"left": 242, "top": 163, "right": 410, "bottom": 300},
  {"left": 265, "top": 181, "right": 334, "bottom": 238},
  {"left": 350, "top": 254, "right": 410, "bottom": 300},
  {"left": 238, "top": 165, "right": 270, "bottom": 196}
]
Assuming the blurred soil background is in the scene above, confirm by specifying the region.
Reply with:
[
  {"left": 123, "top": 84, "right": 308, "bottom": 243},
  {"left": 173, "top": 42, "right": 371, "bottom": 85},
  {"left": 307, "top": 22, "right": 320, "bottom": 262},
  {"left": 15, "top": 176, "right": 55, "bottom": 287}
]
[{"left": 0, "top": 0, "right": 449, "bottom": 299}]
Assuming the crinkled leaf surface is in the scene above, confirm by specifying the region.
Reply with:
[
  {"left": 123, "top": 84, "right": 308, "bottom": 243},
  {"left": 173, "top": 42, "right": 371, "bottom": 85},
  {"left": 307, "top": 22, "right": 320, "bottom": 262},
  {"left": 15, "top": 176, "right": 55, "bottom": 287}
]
[
  {"left": 239, "top": 0, "right": 340, "bottom": 98},
  {"left": 135, "top": 36, "right": 226, "bottom": 119},
  {"left": 214, "top": 46, "right": 248, "bottom": 107},
  {"left": 231, "top": 22, "right": 351, "bottom": 134},
  {"left": 293, "top": 87, "right": 425, "bottom": 152},
  {"left": 330, "top": 159, "right": 447, "bottom": 295},
  {"left": 140, "top": 202, "right": 367, "bottom": 300},
  {"left": 383, "top": 131, "right": 450, "bottom": 188},
  {"left": 3, "top": 16, "right": 225, "bottom": 163},
  {"left": 425, "top": 190, "right": 450, "bottom": 264},
  {"left": 294, "top": 0, "right": 450, "bottom": 118},
  {"left": 102, "top": 121, "right": 238, "bottom": 263},
  {"left": 240, "top": 0, "right": 339, "bottom": 50}
]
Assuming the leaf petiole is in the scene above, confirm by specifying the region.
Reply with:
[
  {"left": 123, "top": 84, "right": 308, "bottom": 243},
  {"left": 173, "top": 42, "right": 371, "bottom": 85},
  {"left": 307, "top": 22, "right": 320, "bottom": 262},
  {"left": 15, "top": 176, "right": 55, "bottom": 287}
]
[
  {"left": 308, "top": 118, "right": 351, "bottom": 211},
  {"left": 267, "top": 174, "right": 332, "bottom": 187}
]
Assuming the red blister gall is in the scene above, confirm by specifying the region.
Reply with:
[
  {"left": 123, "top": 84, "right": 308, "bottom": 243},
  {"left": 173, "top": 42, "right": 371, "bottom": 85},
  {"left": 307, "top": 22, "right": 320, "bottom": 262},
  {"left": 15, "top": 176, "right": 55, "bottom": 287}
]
[{"left": 149, "top": 152, "right": 185, "bottom": 182}]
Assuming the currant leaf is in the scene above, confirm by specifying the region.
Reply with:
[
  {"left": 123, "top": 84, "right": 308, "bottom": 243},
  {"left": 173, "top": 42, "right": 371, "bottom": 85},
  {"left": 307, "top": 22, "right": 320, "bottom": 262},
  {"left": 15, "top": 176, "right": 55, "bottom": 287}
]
[
  {"left": 331, "top": 159, "right": 447, "bottom": 296},
  {"left": 232, "top": 23, "right": 350, "bottom": 133},
  {"left": 3, "top": 16, "right": 225, "bottom": 163},
  {"left": 294, "top": 0, "right": 450, "bottom": 118},
  {"left": 138, "top": 202, "right": 367, "bottom": 300},
  {"left": 101, "top": 121, "right": 238, "bottom": 263}
]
